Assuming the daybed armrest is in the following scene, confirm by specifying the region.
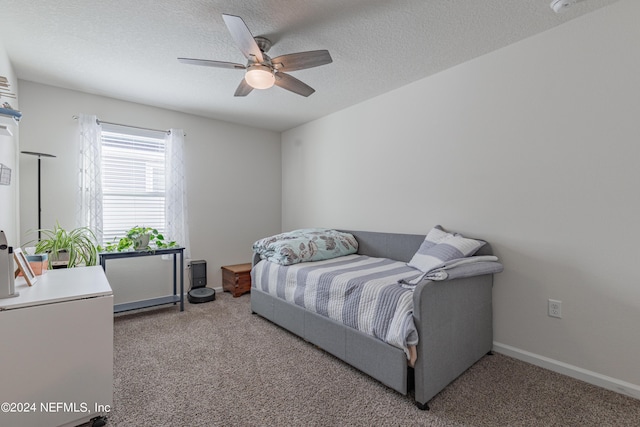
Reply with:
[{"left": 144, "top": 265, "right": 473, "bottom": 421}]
[
  {"left": 252, "top": 252, "right": 261, "bottom": 266},
  {"left": 412, "top": 273, "right": 494, "bottom": 407}
]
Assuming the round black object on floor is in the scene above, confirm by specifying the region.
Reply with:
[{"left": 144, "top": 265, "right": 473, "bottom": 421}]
[{"left": 188, "top": 287, "right": 215, "bottom": 304}]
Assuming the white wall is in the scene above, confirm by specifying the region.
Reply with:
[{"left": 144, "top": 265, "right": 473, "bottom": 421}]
[
  {"left": 0, "top": 42, "right": 19, "bottom": 246},
  {"left": 18, "top": 81, "right": 281, "bottom": 302},
  {"left": 282, "top": 0, "right": 640, "bottom": 397}
]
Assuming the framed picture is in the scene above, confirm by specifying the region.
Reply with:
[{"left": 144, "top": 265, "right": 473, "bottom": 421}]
[{"left": 14, "top": 248, "right": 38, "bottom": 286}]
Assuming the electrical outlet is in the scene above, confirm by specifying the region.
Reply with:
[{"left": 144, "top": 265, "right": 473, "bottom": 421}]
[{"left": 548, "top": 299, "right": 562, "bottom": 318}]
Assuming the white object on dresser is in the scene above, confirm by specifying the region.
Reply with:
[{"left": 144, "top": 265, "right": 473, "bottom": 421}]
[
  {"left": 0, "top": 266, "right": 113, "bottom": 427},
  {"left": 0, "top": 230, "right": 18, "bottom": 299}
]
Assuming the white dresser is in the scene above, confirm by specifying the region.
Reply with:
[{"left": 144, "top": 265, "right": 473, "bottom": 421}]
[{"left": 0, "top": 266, "right": 113, "bottom": 427}]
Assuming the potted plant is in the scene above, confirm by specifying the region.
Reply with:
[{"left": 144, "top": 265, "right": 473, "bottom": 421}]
[
  {"left": 98, "top": 226, "right": 177, "bottom": 252},
  {"left": 32, "top": 222, "right": 98, "bottom": 268}
]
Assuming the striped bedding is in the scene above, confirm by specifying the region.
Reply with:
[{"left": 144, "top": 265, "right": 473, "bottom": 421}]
[{"left": 252, "top": 254, "right": 423, "bottom": 359}]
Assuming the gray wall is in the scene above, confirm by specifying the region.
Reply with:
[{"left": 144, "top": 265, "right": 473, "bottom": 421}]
[
  {"left": 281, "top": 0, "right": 640, "bottom": 397},
  {"left": 17, "top": 81, "right": 282, "bottom": 302}
]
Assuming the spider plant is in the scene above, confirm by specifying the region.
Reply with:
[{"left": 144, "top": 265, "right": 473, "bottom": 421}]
[{"left": 33, "top": 222, "right": 98, "bottom": 268}]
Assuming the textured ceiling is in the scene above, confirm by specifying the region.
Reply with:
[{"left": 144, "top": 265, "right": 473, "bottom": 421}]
[{"left": 0, "top": 0, "right": 619, "bottom": 132}]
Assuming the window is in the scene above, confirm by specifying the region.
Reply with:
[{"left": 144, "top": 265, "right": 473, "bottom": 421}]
[
  {"left": 77, "top": 114, "right": 189, "bottom": 256},
  {"left": 100, "top": 126, "right": 167, "bottom": 244}
]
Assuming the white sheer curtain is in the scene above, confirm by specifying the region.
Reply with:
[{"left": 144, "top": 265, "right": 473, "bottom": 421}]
[
  {"left": 76, "top": 114, "right": 103, "bottom": 243},
  {"left": 165, "top": 129, "right": 190, "bottom": 258}
]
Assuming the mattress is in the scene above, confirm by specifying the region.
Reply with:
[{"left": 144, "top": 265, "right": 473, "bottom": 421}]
[{"left": 252, "top": 254, "right": 422, "bottom": 358}]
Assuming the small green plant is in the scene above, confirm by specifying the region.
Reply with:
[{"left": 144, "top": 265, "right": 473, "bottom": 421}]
[
  {"left": 32, "top": 222, "right": 98, "bottom": 268},
  {"left": 98, "top": 226, "right": 177, "bottom": 252}
]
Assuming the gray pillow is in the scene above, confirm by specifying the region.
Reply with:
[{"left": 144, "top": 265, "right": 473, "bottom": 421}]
[{"left": 408, "top": 226, "right": 485, "bottom": 273}]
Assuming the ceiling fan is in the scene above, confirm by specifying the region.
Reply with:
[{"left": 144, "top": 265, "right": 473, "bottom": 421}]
[{"left": 178, "top": 14, "right": 333, "bottom": 97}]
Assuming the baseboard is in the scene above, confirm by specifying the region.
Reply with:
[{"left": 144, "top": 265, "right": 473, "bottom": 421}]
[{"left": 493, "top": 342, "right": 640, "bottom": 400}]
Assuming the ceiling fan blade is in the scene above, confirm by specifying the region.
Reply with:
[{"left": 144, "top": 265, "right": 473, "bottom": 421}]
[
  {"left": 178, "top": 58, "right": 245, "bottom": 70},
  {"left": 271, "top": 50, "right": 333, "bottom": 72},
  {"left": 274, "top": 72, "right": 315, "bottom": 97},
  {"left": 234, "top": 78, "right": 254, "bottom": 97},
  {"left": 222, "top": 14, "right": 264, "bottom": 63}
]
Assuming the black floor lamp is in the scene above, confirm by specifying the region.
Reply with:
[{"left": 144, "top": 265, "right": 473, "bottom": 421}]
[{"left": 21, "top": 151, "right": 56, "bottom": 240}]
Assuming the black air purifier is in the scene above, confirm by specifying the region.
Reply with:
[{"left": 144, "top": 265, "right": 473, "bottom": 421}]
[{"left": 188, "top": 260, "right": 215, "bottom": 303}]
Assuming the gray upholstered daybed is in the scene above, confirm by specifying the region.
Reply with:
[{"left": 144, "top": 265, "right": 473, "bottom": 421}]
[{"left": 250, "top": 229, "right": 502, "bottom": 409}]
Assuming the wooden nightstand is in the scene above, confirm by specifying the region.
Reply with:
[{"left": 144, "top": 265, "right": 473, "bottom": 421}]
[{"left": 221, "top": 263, "right": 252, "bottom": 297}]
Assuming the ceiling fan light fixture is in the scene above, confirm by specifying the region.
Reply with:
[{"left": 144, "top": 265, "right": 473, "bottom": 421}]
[
  {"left": 245, "top": 65, "right": 275, "bottom": 89},
  {"left": 179, "top": 14, "right": 331, "bottom": 97}
]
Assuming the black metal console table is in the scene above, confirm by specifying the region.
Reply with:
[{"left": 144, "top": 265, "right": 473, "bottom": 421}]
[{"left": 99, "top": 247, "right": 184, "bottom": 313}]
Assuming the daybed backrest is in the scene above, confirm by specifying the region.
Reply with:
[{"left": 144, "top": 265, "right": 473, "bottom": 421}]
[
  {"left": 251, "top": 229, "right": 494, "bottom": 266},
  {"left": 343, "top": 230, "right": 493, "bottom": 262},
  {"left": 342, "top": 230, "right": 425, "bottom": 262}
]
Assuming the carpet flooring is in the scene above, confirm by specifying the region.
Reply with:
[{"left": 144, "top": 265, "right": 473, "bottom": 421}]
[{"left": 107, "top": 292, "right": 640, "bottom": 426}]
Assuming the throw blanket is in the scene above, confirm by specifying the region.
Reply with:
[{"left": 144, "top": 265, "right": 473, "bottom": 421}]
[
  {"left": 400, "top": 255, "right": 502, "bottom": 287},
  {"left": 252, "top": 254, "right": 423, "bottom": 359}
]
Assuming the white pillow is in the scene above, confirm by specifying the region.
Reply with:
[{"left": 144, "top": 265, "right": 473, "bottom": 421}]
[
  {"left": 408, "top": 227, "right": 485, "bottom": 273},
  {"left": 416, "top": 225, "right": 451, "bottom": 250}
]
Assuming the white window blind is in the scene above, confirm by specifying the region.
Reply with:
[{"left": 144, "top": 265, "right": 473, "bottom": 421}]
[{"left": 100, "top": 127, "right": 167, "bottom": 244}]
